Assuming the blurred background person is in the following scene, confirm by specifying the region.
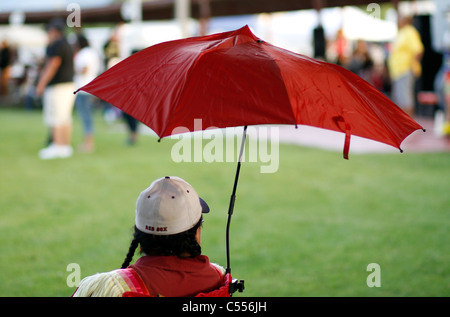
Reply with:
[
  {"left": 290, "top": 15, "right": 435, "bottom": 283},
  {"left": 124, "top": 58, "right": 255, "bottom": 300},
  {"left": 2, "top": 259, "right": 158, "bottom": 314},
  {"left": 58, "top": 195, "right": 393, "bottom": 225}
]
[
  {"left": 36, "top": 18, "right": 75, "bottom": 160},
  {"left": 334, "top": 29, "right": 349, "bottom": 66},
  {"left": 312, "top": 23, "right": 326, "bottom": 61},
  {"left": 74, "top": 33, "right": 100, "bottom": 153},
  {"left": 0, "top": 40, "right": 12, "bottom": 96},
  {"left": 348, "top": 40, "right": 374, "bottom": 83},
  {"left": 388, "top": 15, "right": 424, "bottom": 117},
  {"left": 103, "top": 31, "right": 139, "bottom": 146}
]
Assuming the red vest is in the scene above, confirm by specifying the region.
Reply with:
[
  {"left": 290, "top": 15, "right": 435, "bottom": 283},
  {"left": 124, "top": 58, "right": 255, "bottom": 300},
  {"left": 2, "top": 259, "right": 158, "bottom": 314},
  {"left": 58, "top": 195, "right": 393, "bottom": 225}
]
[{"left": 129, "top": 255, "right": 223, "bottom": 297}]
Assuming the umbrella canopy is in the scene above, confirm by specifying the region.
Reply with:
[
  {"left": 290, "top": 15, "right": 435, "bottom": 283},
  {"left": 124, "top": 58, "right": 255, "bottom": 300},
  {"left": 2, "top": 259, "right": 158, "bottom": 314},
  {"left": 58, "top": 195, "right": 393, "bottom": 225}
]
[{"left": 77, "top": 25, "right": 423, "bottom": 159}]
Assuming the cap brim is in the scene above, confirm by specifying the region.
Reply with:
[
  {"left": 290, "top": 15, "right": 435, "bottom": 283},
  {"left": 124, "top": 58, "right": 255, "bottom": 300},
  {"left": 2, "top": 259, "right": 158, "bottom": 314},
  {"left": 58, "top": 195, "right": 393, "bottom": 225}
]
[{"left": 199, "top": 198, "right": 209, "bottom": 213}]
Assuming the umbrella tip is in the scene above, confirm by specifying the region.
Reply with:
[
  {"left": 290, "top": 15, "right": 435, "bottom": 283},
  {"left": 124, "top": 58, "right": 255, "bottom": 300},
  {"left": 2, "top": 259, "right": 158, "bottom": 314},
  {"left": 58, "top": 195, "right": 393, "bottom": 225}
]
[
  {"left": 422, "top": 128, "right": 426, "bottom": 132},
  {"left": 256, "top": 39, "right": 264, "bottom": 43},
  {"left": 399, "top": 148, "right": 404, "bottom": 153},
  {"left": 158, "top": 138, "right": 161, "bottom": 143}
]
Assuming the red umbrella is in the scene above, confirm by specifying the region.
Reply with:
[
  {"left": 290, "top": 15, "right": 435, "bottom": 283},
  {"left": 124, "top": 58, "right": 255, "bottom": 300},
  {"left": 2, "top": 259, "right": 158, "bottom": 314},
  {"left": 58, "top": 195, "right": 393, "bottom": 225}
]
[
  {"left": 76, "top": 25, "right": 423, "bottom": 281},
  {"left": 77, "top": 25, "right": 423, "bottom": 158}
]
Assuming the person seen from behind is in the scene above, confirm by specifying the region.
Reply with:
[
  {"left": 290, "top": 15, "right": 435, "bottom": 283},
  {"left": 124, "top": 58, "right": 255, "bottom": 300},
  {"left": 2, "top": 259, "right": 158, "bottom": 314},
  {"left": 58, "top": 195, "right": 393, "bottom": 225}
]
[
  {"left": 74, "top": 34, "right": 100, "bottom": 153},
  {"left": 0, "top": 40, "right": 12, "bottom": 96},
  {"left": 72, "top": 176, "right": 225, "bottom": 297},
  {"left": 36, "top": 18, "right": 75, "bottom": 159},
  {"left": 388, "top": 15, "right": 424, "bottom": 117}
]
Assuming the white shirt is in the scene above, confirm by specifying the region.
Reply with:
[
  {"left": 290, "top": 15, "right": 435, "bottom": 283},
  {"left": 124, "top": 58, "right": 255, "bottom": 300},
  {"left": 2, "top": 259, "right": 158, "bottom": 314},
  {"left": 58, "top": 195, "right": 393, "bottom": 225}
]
[{"left": 74, "top": 46, "right": 101, "bottom": 90}]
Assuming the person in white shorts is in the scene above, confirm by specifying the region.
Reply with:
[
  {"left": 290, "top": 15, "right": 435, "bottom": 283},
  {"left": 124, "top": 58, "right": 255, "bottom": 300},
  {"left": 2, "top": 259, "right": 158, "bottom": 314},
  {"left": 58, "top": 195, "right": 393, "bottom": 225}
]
[{"left": 36, "top": 19, "right": 75, "bottom": 159}]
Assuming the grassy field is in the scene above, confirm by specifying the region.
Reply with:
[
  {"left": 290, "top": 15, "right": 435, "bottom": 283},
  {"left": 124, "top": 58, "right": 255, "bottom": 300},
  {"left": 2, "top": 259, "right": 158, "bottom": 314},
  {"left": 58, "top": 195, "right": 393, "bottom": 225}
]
[{"left": 0, "top": 108, "right": 449, "bottom": 297}]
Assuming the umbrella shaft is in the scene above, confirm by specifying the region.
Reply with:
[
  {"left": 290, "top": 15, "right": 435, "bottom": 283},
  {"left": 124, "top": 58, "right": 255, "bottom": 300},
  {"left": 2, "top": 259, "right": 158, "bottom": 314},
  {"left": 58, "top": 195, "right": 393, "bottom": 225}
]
[{"left": 226, "top": 126, "right": 248, "bottom": 274}]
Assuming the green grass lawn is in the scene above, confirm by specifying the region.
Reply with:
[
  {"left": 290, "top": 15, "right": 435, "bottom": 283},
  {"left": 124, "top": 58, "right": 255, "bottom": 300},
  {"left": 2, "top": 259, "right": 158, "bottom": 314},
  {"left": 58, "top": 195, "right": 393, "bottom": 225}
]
[{"left": 0, "top": 108, "right": 449, "bottom": 297}]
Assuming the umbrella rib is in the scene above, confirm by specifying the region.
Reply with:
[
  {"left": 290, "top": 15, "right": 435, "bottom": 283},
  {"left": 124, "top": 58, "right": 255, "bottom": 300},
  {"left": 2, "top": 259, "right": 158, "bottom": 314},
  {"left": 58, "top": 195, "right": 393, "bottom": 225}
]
[
  {"left": 260, "top": 43, "right": 300, "bottom": 127},
  {"left": 158, "top": 36, "right": 254, "bottom": 138},
  {"left": 317, "top": 62, "right": 422, "bottom": 151},
  {"left": 158, "top": 50, "right": 211, "bottom": 138},
  {"left": 161, "top": 38, "right": 255, "bottom": 136},
  {"left": 343, "top": 76, "right": 415, "bottom": 149}
]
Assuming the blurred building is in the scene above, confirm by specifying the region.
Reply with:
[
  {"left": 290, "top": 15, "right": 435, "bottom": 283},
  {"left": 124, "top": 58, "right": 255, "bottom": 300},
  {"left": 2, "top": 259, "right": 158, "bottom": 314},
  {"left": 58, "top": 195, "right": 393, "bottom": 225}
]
[{"left": 0, "top": 0, "right": 447, "bottom": 118}]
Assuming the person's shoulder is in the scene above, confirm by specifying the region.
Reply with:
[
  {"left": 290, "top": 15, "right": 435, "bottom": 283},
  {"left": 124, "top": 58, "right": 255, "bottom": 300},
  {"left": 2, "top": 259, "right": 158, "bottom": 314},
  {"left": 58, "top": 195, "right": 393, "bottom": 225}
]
[
  {"left": 72, "top": 269, "right": 128, "bottom": 297},
  {"left": 210, "top": 262, "right": 226, "bottom": 277},
  {"left": 404, "top": 25, "right": 421, "bottom": 37},
  {"left": 196, "top": 255, "right": 225, "bottom": 277}
]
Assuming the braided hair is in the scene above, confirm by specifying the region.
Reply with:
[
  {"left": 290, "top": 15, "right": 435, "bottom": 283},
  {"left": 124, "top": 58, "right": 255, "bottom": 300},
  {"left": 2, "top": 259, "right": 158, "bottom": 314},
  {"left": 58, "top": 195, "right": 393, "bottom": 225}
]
[{"left": 121, "top": 218, "right": 203, "bottom": 269}]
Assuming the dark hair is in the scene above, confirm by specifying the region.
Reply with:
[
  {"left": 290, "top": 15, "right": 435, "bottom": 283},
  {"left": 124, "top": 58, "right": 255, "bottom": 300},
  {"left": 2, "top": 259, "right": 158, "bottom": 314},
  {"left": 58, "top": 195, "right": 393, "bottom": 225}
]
[
  {"left": 45, "top": 18, "right": 65, "bottom": 32},
  {"left": 121, "top": 218, "right": 203, "bottom": 269},
  {"left": 76, "top": 34, "right": 89, "bottom": 49}
]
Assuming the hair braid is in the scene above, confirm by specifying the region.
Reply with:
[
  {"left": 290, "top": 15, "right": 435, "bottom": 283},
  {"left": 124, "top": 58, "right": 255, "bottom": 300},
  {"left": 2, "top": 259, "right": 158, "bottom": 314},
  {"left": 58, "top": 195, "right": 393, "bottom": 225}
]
[
  {"left": 121, "top": 218, "right": 203, "bottom": 268},
  {"left": 121, "top": 238, "right": 139, "bottom": 269}
]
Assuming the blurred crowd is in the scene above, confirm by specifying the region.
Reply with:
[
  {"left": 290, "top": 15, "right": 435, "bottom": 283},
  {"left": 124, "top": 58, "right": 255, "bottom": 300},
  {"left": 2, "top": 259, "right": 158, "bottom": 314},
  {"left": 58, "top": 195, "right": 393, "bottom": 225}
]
[
  {"left": 0, "top": 19, "right": 138, "bottom": 159},
  {"left": 1, "top": 12, "right": 450, "bottom": 160},
  {"left": 317, "top": 14, "right": 450, "bottom": 137}
]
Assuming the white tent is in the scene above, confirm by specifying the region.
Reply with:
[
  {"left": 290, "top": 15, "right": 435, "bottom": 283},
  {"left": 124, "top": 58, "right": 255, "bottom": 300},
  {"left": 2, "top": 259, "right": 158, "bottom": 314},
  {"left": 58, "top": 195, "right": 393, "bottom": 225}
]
[
  {"left": 342, "top": 6, "right": 397, "bottom": 42},
  {"left": 0, "top": 25, "right": 47, "bottom": 48}
]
